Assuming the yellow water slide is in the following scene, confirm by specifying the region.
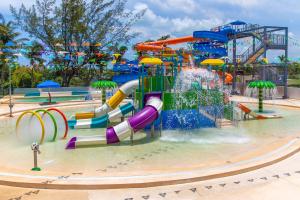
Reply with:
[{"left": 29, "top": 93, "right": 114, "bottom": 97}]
[{"left": 75, "top": 80, "right": 139, "bottom": 120}]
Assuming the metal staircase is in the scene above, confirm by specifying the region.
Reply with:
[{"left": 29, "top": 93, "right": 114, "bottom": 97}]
[
  {"left": 236, "top": 33, "right": 287, "bottom": 64},
  {"left": 237, "top": 42, "right": 264, "bottom": 64}
]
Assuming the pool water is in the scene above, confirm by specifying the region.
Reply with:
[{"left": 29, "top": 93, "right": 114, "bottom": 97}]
[
  {"left": 0, "top": 104, "right": 300, "bottom": 176},
  {"left": 15, "top": 96, "right": 86, "bottom": 103}
]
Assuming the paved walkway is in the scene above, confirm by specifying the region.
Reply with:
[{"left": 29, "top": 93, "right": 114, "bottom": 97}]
[{"left": 1, "top": 148, "right": 300, "bottom": 200}]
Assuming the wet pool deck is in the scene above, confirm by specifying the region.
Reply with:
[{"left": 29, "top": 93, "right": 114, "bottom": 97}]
[{"left": 0, "top": 96, "right": 300, "bottom": 199}]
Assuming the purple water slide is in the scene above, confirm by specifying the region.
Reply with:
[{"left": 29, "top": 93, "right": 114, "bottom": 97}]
[
  {"left": 106, "top": 127, "right": 120, "bottom": 144},
  {"left": 128, "top": 105, "right": 159, "bottom": 132}
]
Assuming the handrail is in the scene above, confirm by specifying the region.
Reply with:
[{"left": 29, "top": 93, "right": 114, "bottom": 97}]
[{"left": 236, "top": 33, "right": 287, "bottom": 64}]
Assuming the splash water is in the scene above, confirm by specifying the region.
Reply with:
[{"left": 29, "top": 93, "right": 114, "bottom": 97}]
[
  {"left": 164, "top": 68, "right": 227, "bottom": 130},
  {"left": 244, "top": 86, "right": 278, "bottom": 100}
]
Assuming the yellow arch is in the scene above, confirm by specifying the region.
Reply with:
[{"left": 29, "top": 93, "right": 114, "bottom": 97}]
[{"left": 16, "top": 111, "right": 45, "bottom": 144}]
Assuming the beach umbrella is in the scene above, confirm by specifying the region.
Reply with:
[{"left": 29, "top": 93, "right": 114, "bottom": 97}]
[
  {"left": 37, "top": 80, "right": 60, "bottom": 104},
  {"left": 201, "top": 59, "right": 225, "bottom": 66},
  {"left": 248, "top": 80, "right": 276, "bottom": 112},
  {"left": 230, "top": 20, "right": 246, "bottom": 25}
]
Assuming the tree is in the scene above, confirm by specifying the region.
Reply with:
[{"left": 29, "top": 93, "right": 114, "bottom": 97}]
[
  {"left": 23, "top": 41, "right": 45, "bottom": 87},
  {"left": 0, "top": 13, "right": 26, "bottom": 92},
  {"left": 278, "top": 55, "right": 287, "bottom": 63},
  {"left": 157, "top": 34, "right": 171, "bottom": 41},
  {"left": 11, "top": 0, "right": 145, "bottom": 86}
]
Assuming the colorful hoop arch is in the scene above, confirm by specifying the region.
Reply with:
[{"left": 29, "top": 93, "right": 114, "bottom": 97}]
[
  {"left": 35, "top": 109, "right": 58, "bottom": 142},
  {"left": 16, "top": 111, "right": 45, "bottom": 144},
  {"left": 47, "top": 108, "right": 69, "bottom": 139}
]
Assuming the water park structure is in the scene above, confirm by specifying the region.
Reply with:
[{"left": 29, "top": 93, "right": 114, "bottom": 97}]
[
  {"left": 63, "top": 21, "right": 289, "bottom": 149},
  {"left": 2, "top": 18, "right": 300, "bottom": 200}
]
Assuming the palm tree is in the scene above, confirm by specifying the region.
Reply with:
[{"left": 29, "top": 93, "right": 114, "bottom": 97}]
[
  {"left": 0, "top": 14, "right": 26, "bottom": 92},
  {"left": 278, "top": 55, "right": 287, "bottom": 63},
  {"left": 91, "top": 80, "right": 117, "bottom": 104},
  {"left": 23, "top": 41, "right": 45, "bottom": 87},
  {"left": 248, "top": 80, "right": 276, "bottom": 112}
]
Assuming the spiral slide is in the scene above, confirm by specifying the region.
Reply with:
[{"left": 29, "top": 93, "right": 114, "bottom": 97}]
[
  {"left": 66, "top": 95, "right": 163, "bottom": 149},
  {"left": 68, "top": 102, "right": 134, "bottom": 129},
  {"left": 75, "top": 80, "right": 139, "bottom": 120}
]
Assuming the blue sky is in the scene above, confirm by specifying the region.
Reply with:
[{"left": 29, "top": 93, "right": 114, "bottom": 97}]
[{"left": 1, "top": 0, "right": 300, "bottom": 61}]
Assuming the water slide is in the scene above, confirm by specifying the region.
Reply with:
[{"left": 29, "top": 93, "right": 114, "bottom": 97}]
[
  {"left": 66, "top": 96, "right": 163, "bottom": 149},
  {"left": 237, "top": 103, "right": 281, "bottom": 120},
  {"left": 135, "top": 36, "right": 203, "bottom": 52},
  {"left": 238, "top": 103, "right": 266, "bottom": 119},
  {"left": 68, "top": 102, "right": 134, "bottom": 129},
  {"left": 224, "top": 72, "right": 233, "bottom": 84},
  {"left": 75, "top": 80, "right": 139, "bottom": 120},
  {"left": 135, "top": 30, "right": 228, "bottom": 59}
]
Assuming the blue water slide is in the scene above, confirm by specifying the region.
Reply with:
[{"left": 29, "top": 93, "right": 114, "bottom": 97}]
[
  {"left": 193, "top": 43, "right": 227, "bottom": 57},
  {"left": 112, "top": 74, "right": 142, "bottom": 85},
  {"left": 193, "top": 31, "right": 228, "bottom": 43}
]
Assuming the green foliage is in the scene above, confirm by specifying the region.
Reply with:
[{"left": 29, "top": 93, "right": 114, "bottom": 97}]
[
  {"left": 11, "top": 0, "right": 145, "bottom": 86},
  {"left": 12, "top": 66, "right": 43, "bottom": 87},
  {"left": 157, "top": 35, "right": 171, "bottom": 41},
  {"left": 0, "top": 14, "right": 27, "bottom": 91},
  {"left": 288, "top": 62, "right": 300, "bottom": 79}
]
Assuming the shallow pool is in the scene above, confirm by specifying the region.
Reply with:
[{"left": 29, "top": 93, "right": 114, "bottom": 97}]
[
  {"left": 15, "top": 96, "right": 86, "bottom": 103},
  {"left": 0, "top": 103, "right": 299, "bottom": 176}
]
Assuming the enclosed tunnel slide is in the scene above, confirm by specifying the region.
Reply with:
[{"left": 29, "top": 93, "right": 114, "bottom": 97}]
[
  {"left": 75, "top": 80, "right": 139, "bottom": 120},
  {"left": 66, "top": 96, "right": 163, "bottom": 149},
  {"left": 68, "top": 102, "right": 134, "bottom": 129}
]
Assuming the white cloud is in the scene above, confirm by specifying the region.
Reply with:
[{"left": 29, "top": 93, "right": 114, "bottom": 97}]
[
  {"left": 149, "top": 0, "right": 199, "bottom": 13},
  {"left": 216, "top": 0, "right": 260, "bottom": 7},
  {"left": 133, "top": 2, "right": 225, "bottom": 40}
]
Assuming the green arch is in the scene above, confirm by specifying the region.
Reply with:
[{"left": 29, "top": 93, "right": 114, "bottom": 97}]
[{"left": 35, "top": 109, "right": 58, "bottom": 142}]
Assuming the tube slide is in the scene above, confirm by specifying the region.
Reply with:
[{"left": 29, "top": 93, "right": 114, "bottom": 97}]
[
  {"left": 68, "top": 102, "right": 134, "bottom": 129},
  {"left": 66, "top": 96, "right": 163, "bottom": 149},
  {"left": 135, "top": 36, "right": 203, "bottom": 51},
  {"left": 225, "top": 73, "right": 233, "bottom": 84},
  {"left": 75, "top": 80, "right": 139, "bottom": 120}
]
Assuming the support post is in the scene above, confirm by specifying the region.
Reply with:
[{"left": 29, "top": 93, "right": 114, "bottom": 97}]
[
  {"left": 141, "top": 64, "right": 145, "bottom": 109},
  {"left": 130, "top": 130, "right": 134, "bottom": 145},
  {"left": 151, "top": 123, "right": 155, "bottom": 138},
  {"left": 232, "top": 37, "right": 237, "bottom": 94},
  {"left": 283, "top": 27, "right": 289, "bottom": 99},
  {"left": 159, "top": 116, "right": 162, "bottom": 137},
  {"left": 262, "top": 27, "right": 267, "bottom": 81},
  {"left": 8, "top": 63, "right": 13, "bottom": 117}
]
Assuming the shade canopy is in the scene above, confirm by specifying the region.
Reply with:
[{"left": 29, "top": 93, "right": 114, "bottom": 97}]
[
  {"left": 91, "top": 80, "right": 117, "bottom": 89},
  {"left": 229, "top": 20, "right": 247, "bottom": 25},
  {"left": 201, "top": 59, "right": 225, "bottom": 66},
  {"left": 37, "top": 80, "right": 60, "bottom": 88},
  {"left": 248, "top": 80, "right": 276, "bottom": 89},
  {"left": 139, "top": 58, "right": 163, "bottom": 65}
]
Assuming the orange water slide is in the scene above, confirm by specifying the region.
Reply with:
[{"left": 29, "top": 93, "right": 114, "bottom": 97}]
[{"left": 135, "top": 36, "right": 204, "bottom": 51}]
